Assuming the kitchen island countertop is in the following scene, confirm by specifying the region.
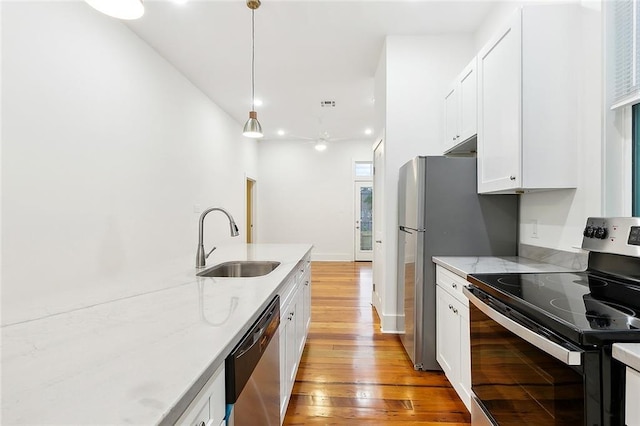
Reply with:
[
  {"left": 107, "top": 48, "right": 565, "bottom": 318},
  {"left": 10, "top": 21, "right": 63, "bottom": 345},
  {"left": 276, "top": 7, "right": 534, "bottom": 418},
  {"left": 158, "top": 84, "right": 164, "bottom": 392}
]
[
  {"left": 1, "top": 243, "right": 312, "bottom": 425},
  {"left": 613, "top": 343, "right": 640, "bottom": 372},
  {"left": 432, "top": 256, "right": 578, "bottom": 278}
]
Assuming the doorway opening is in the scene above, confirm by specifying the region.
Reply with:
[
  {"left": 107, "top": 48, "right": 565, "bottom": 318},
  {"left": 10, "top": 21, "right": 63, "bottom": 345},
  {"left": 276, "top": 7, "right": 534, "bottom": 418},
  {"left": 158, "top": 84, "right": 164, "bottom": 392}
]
[{"left": 246, "top": 178, "right": 256, "bottom": 243}]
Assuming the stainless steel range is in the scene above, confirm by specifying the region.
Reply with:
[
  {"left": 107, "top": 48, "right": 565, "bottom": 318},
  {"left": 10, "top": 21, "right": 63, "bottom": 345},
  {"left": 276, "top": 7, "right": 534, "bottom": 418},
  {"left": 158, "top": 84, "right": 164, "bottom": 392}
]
[{"left": 464, "top": 217, "right": 640, "bottom": 426}]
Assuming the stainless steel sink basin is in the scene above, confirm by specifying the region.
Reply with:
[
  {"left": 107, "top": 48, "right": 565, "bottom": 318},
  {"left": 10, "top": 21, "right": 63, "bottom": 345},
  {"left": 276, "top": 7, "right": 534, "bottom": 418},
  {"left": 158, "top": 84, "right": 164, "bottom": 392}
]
[{"left": 197, "top": 261, "right": 281, "bottom": 278}]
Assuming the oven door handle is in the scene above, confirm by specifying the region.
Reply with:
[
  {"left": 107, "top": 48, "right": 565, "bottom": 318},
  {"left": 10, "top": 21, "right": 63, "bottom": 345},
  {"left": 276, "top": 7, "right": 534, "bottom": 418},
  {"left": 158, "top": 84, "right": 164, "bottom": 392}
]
[{"left": 464, "top": 287, "right": 583, "bottom": 366}]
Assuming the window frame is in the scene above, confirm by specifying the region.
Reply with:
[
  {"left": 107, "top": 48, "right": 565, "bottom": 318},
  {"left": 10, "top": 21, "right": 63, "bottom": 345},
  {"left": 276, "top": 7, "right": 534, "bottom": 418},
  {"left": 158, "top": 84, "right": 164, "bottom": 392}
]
[{"left": 634, "top": 104, "right": 640, "bottom": 216}]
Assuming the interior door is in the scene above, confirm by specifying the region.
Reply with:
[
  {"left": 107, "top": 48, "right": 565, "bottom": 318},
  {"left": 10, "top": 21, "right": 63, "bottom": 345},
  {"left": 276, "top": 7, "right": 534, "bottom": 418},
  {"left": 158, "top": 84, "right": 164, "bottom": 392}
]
[{"left": 355, "top": 181, "right": 373, "bottom": 261}]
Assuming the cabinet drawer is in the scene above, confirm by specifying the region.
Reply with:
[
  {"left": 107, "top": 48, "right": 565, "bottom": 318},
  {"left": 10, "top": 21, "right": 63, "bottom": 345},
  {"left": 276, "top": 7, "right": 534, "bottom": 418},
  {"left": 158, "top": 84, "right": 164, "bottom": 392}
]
[
  {"left": 279, "top": 277, "right": 297, "bottom": 316},
  {"left": 436, "top": 266, "right": 468, "bottom": 306}
]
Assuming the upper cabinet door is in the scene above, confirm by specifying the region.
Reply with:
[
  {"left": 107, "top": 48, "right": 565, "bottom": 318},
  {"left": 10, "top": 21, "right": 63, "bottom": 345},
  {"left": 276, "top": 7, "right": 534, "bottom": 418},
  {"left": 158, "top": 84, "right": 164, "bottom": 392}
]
[
  {"left": 443, "top": 84, "right": 459, "bottom": 151},
  {"left": 458, "top": 58, "right": 477, "bottom": 145},
  {"left": 476, "top": 4, "right": 578, "bottom": 194},
  {"left": 443, "top": 57, "right": 477, "bottom": 154},
  {"left": 477, "top": 9, "right": 522, "bottom": 193}
]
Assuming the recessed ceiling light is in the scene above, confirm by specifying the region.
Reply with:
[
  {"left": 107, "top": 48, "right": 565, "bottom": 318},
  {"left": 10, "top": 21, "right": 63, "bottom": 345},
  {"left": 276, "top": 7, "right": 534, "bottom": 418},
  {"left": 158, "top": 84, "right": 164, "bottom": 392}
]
[
  {"left": 365, "top": 128, "right": 373, "bottom": 135},
  {"left": 254, "top": 99, "right": 263, "bottom": 107},
  {"left": 277, "top": 130, "right": 285, "bottom": 136}
]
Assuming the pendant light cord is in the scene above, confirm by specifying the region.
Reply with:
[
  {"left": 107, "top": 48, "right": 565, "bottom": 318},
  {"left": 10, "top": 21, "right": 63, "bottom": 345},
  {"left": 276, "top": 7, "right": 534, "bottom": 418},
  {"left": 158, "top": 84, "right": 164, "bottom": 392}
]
[{"left": 251, "top": 9, "right": 255, "bottom": 111}]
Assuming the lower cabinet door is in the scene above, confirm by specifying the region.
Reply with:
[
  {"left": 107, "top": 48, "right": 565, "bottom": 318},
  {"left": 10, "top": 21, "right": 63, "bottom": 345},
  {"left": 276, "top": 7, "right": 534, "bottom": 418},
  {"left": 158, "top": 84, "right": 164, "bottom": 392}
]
[
  {"left": 436, "top": 285, "right": 460, "bottom": 382},
  {"left": 279, "top": 323, "right": 288, "bottom": 420}
]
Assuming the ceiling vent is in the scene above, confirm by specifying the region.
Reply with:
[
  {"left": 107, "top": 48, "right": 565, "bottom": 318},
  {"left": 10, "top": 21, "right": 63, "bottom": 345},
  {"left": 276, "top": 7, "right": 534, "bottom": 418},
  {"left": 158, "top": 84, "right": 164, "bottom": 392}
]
[{"left": 320, "top": 100, "right": 336, "bottom": 108}]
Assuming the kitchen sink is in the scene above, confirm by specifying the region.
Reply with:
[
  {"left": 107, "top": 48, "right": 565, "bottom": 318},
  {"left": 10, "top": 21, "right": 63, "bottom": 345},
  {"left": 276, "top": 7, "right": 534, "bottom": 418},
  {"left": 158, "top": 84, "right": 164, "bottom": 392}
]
[{"left": 197, "top": 261, "right": 281, "bottom": 278}]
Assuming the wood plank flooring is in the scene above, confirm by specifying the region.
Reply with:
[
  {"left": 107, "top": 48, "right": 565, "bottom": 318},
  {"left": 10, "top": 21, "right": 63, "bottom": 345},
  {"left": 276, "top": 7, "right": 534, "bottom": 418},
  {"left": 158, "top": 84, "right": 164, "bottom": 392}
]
[{"left": 283, "top": 261, "right": 471, "bottom": 425}]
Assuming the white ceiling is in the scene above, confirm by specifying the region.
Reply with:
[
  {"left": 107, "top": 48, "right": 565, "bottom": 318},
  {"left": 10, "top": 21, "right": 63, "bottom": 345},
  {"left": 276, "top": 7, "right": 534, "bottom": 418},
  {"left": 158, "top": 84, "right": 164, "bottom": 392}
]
[{"left": 126, "top": 0, "right": 497, "bottom": 142}]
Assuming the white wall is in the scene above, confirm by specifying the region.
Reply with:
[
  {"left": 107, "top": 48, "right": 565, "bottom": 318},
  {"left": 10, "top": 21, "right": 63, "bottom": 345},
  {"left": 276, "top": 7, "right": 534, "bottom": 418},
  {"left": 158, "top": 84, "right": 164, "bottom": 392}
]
[
  {"left": 256, "top": 139, "right": 371, "bottom": 261},
  {"left": 1, "top": 2, "right": 257, "bottom": 325},
  {"left": 375, "top": 35, "right": 475, "bottom": 331},
  {"left": 474, "top": 1, "right": 603, "bottom": 252}
]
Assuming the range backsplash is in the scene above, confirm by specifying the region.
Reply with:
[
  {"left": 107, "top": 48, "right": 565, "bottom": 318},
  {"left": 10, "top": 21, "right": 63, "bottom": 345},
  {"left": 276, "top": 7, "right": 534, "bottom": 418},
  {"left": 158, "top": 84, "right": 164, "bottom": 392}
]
[{"left": 519, "top": 243, "right": 588, "bottom": 271}]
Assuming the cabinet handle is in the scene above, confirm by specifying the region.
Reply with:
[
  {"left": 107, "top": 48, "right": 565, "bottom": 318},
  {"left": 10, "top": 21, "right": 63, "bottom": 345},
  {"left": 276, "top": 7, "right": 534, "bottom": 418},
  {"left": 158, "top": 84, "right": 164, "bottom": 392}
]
[
  {"left": 452, "top": 283, "right": 457, "bottom": 289},
  {"left": 509, "top": 175, "right": 516, "bottom": 181},
  {"left": 448, "top": 304, "right": 453, "bottom": 310},
  {"left": 452, "top": 307, "right": 458, "bottom": 314},
  {"left": 305, "top": 280, "right": 309, "bottom": 286}
]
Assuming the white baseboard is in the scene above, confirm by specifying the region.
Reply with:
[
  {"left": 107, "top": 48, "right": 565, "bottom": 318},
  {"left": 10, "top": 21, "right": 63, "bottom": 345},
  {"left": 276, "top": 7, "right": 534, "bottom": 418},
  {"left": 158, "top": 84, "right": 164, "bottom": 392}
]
[
  {"left": 380, "top": 313, "right": 402, "bottom": 334},
  {"left": 372, "top": 299, "right": 402, "bottom": 333}
]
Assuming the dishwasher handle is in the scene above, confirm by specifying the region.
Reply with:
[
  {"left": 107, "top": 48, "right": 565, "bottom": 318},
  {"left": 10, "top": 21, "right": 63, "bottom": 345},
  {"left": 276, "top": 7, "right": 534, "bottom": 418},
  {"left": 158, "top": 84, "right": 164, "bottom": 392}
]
[{"left": 225, "top": 295, "right": 280, "bottom": 404}]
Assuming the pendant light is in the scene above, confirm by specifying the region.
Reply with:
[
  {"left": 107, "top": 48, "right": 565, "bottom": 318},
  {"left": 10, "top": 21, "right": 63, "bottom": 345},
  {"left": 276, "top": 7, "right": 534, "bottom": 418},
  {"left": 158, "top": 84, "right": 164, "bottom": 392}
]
[
  {"left": 84, "top": 0, "right": 144, "bottom": 20},
  {"left": 242, "top": 0, "right": 264, "bottom": 138}
]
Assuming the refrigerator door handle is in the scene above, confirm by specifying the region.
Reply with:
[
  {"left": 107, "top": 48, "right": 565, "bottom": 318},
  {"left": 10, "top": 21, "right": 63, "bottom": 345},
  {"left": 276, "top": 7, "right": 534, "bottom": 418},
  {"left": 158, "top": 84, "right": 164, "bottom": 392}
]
[
  {"left": 399, "top": 225, "right": 413, "bottom": 234},
  {"left": 399, "top": 225, "right": 425, "bottom": 233}
]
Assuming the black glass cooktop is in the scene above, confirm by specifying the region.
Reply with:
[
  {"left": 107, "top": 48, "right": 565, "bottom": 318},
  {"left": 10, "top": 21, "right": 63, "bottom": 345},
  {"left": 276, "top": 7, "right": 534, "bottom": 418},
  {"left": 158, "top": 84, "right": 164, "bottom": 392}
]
[{"left": 467, "top": 271, "right": 640, "bottom": 345}]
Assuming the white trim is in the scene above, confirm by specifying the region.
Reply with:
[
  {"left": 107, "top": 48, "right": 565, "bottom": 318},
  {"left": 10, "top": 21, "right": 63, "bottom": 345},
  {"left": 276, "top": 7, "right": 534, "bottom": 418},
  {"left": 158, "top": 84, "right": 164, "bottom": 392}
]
[
  {"left": 623, "top": 106, "right": 634, "bottom": 216},
  {"left": 379, "top": 312, "right": 403, "bottom": 334},
  {"left": 611, "top": 91, "right": 640, "bottom": 110}
]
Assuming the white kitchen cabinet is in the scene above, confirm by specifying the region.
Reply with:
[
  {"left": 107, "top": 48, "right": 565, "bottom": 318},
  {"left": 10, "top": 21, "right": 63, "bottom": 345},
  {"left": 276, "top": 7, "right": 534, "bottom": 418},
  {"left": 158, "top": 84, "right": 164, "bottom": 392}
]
[
  {"left": 477, "top": 5, "right": 578, "bottom": 194},
  {"left": 176, "top": 363, "right": 225, "bottom": 426},
  {"left": 279, "top": 256, "right": 312, "bottom": 423},
  {"left": 436, "top": 286, "right": 459, "bottom": 379},
  {"left": 626, "top": 366, "right": 640, "bottom": 426},
  {"left": 435, "top": 266, "right": 471, "bottom": 412},
  {"left": 302, "top": 261, "right": 312, "bottom": 336},
  {"left": 444, "top": 57, "right": 477, "bottom": 154}
]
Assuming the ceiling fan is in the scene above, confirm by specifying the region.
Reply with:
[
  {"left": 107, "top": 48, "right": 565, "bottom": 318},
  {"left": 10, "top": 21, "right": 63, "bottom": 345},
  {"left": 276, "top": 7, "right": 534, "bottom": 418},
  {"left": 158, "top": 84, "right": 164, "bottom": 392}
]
[{"left": 282, "top": 131, "right": 351, "bottom": 151}]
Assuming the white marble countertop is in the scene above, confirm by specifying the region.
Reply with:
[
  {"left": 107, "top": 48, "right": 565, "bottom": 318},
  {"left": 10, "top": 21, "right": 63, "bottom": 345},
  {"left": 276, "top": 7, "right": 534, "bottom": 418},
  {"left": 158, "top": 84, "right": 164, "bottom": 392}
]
[
  {"left": 432, "top": 256, "right": 578, "bottom": 278},
  {"left": 1, "top": 243, "right": 312, "bottom": 425},
  {"left": 613, "top": 343, "right": 640, "bottom": 372}
]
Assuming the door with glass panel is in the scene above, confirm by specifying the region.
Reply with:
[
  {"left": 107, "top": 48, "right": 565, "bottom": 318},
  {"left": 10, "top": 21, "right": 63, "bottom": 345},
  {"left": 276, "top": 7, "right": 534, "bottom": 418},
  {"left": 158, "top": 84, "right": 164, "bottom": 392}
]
[{"left": 355, "top": 181, "right": 373, "bottom": 261}]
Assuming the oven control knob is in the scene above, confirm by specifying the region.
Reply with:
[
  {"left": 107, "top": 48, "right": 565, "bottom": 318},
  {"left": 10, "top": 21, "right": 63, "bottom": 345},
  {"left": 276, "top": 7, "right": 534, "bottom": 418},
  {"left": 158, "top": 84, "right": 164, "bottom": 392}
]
[
  {"left": 583, "top": 226, "right": 594, "bottom": 238},
  {"left": 595, "top": 227, "right": 608, "bottom": 239}
]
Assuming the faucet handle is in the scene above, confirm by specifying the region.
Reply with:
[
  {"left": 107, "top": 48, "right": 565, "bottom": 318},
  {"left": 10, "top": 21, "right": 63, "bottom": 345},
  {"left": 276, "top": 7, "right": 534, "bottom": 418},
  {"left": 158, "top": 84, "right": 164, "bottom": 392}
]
[{"left": 206, "top": 246, "right": 217, "bottom": 259}]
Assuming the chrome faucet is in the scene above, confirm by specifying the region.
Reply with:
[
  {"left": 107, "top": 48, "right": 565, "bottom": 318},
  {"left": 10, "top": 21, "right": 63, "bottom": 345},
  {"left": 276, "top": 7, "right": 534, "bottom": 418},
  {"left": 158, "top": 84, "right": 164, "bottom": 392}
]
[{"left": 196, "top": 207, "right": 240, "bottom": 268}]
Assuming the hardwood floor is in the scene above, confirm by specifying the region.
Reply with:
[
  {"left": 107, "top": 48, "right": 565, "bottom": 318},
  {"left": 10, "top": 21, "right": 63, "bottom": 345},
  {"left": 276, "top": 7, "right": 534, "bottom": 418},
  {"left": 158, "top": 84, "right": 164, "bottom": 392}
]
[{"left": 283, "top": 262, "right": 471, "bottom": 425}]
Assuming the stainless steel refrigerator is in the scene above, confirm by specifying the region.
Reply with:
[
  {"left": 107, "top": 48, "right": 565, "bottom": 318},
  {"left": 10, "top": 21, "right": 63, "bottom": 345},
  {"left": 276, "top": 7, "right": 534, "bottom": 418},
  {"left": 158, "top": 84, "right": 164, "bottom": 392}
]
[{"left": 397, "top": 156, "right": 518, "bottom": 371}]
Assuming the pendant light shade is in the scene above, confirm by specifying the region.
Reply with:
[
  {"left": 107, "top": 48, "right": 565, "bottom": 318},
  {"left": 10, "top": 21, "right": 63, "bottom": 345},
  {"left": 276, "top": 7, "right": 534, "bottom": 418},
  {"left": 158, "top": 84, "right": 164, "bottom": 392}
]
[
  {"left": 242, "top": 1, "right": 264, "bottom": 138},
  {"left": 84, "top": 0, "right": 144, "bottom": 20},
  {"left": 243, "top": 111, "right": 263, "bottom": 138}
]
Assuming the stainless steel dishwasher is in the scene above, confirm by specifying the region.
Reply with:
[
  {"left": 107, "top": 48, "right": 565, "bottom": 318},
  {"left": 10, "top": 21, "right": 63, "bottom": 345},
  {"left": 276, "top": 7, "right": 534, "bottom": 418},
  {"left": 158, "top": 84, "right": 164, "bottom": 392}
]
[{"left": 225, "top": 295, "right": 280, "bottom": 426}]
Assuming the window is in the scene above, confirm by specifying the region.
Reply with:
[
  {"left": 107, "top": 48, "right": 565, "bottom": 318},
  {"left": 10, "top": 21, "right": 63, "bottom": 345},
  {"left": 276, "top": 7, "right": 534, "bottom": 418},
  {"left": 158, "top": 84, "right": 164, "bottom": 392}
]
[{"left": 354, "top": 161, "right": 373, "bottom": 179}]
